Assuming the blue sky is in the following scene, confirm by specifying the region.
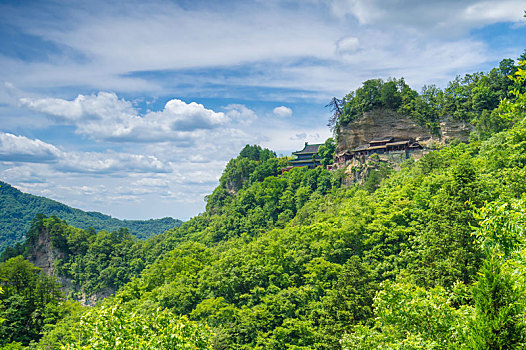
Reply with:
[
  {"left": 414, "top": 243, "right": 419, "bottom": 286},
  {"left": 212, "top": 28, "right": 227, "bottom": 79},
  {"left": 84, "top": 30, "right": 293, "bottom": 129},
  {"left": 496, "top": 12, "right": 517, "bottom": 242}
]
[{"left": 0, "top": 0, "right": 525, "bottom": 220}]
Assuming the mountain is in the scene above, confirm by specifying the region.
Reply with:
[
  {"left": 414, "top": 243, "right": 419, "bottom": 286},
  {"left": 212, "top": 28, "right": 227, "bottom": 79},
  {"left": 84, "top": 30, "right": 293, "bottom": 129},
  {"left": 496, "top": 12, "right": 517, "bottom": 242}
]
[
  {"left": 0, "top": 181, "right": 182, "bottom": 253},
  {"left": 1, "top": 58, "right": 525, "bottom": 349}
]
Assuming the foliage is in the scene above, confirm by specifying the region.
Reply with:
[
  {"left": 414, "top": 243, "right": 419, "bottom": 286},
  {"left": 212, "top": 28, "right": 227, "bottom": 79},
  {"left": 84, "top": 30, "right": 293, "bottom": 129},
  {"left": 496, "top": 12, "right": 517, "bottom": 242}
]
[
  {"left": 341, "top": 281, "right": 470, "bottom": 349},
  {"left": 467, "top": 257, "right": 525, "bottom": 349},
  {"left": 57, "top": 303, "right": 212, "bottom": 350},
  {"left": 333, "top": 78, "right": 413, "bottom": 127},
  {"left": 25, "top": 54, "right": 526, "bottom": 349},
  {"left": 0, "top": 256, "right": 75, "bottom": 346},
  {"left": 318, "top": 138, "right": 336, "bottom": 166},
  {"left": 0, "top": 181, "right": 182, "bottom": 254},
  {"left": 22, "top": 216, "right": 157, "bottom": 298},
  {"left": 331, "top": 58, "right": 525, "bottom": 140},
  {"left": 35, "top": 114, "right": 526, "bottom": 348}
]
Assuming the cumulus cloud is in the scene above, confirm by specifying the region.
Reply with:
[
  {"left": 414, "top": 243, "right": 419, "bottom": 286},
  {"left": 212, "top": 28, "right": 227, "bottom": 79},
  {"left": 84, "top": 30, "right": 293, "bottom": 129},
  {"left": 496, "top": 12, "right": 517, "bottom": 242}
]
[
  {"left": 21, "top": 92, "right": 235, "bottom": 142},
  {"left": 0, "top": 132, "right": 61, "bottom": 162},
  {"left": 1, "top": 165, "right": 49, "bottom": 184},
  {"left": 224, "top": 104, "right": 257, "bottom": 125},
  {"left": 57, "top": 152, "right": 171, "bottom": 174},
  {"left": 1, "top": 0, "right": 524, "bottom": 221},
  {"left": 0, "top": 132, "right": 170, "bottom": 174},
  {"left": 273, "top": 106, "right": 292, "bottom": 118},
  {"left": 157, "top": 99, "right": 229, "bottom": 131}
]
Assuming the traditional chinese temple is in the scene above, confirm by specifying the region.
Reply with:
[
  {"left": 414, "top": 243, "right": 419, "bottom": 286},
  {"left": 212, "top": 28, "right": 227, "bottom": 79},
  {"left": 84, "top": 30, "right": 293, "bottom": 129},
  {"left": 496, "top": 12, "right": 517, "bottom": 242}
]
[
  {"left": 290, "top": 142, "right": 323, "bottom": 168},
  {"left": 335, "top": 137, "right": 423, "bottom": 166}
]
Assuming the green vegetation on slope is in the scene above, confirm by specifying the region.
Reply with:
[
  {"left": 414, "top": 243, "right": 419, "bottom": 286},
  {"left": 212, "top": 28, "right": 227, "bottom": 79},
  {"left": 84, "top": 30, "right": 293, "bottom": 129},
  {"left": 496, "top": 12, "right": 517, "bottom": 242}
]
[
  {"left": 0, "top": 256, "right": 81, "bottom": 347},
  {"left": 0, "top": 181, "right": 182, "bottom": 253},
  {"left": 328, "top": 55, "right": 525, "bottom": 138},
  {"left": 1, "top": 59, "right": 525, "bottom": 349},
  {"left": 0, "top": 214, "right": 182, "bottom": 300}
]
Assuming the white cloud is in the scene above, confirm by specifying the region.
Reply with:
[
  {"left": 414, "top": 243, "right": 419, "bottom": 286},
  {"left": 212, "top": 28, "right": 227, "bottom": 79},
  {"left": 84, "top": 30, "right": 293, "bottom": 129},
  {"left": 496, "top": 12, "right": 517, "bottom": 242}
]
[
  {"left": 1, "top": 164, "right": 49, "bottom": 183},
  {"left": 0, "top": 132, "right": 61, "bottom": 162},
  {"left": 156, "top": 99, "right": 229, "bottom": 131},
  {"left": 132, "top": 177, "right": 170, "bottom": 188},
  {"left": 324, "top": 0, "right": 525, "bottom": 32},
  {"left": 0, "top": 1, "right": 523, "bottom": 101},
  {"left": 0, "top": 132, "right": 170, "bottom": 174},
  {"left": 1, "top": 0, "right": 525, "bottom": 221},
  {"left": 463, "top": 1, "right": 526, "bottom": 23},
  {"left": 224, "top": 104, "right": 258, "bottom": 125},
  {"left": 273, "top": 106, "right": 293, "bottom": 118},
  {"left": 21, "top": 93, "right": 233, "bottom": 142},
  {"left": 336, "top": 36, "right": 360, "bottom": 55},
  {"left": 57, "top": 151, "right": 171, "bottom": 174}
]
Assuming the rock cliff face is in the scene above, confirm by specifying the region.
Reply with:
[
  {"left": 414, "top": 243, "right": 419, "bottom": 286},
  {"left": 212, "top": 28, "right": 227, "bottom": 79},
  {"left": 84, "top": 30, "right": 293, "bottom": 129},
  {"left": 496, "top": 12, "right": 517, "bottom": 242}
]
[
  {"left": 439, "top": 115, "right": 474, "bottom": 141},
  {"left": 28, "top": 226, "right": 62, "bottom": 277},
  {"left": 336, "top": 108, "right": 473, "bottom": 153},
  {"left": 27, "top": 226, "right": 112, "bottom": 306}
]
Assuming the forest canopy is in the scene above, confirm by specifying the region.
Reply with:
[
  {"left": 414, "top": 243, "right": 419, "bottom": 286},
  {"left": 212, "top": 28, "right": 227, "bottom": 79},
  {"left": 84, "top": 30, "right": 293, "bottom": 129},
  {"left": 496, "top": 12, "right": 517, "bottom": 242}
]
[
  {"left": 1, "top": 57, "right": 526, "bottom": 349},
  {"left": 328, "top": 56, "right": 525, "bottom": 139}
]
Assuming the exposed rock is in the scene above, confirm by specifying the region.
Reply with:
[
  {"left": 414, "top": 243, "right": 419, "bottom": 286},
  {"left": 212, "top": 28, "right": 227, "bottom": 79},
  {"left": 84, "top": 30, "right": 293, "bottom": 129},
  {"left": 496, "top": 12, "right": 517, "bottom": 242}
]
[
  {"left": 336, "top": 109, "right": 434, "bottom": 153},
  {"left": 336, "top": 108, "right": 473, "bottom": 154},
  {"left": 79, "top": 288, "right": 114, "bottom": 307},
  {"left": 28, "top": 226, "right": 62, "bottom": 277},
  {"left": 440, "top": 115, "right": 475, "bottom": 142},
  {"left": 27, "top": 225, "right": 113, "bottom": 306}
]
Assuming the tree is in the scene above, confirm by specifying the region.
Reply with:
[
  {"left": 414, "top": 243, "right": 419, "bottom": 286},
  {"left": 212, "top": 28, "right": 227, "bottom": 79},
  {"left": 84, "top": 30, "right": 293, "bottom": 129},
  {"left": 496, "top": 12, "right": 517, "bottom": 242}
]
[
  {"left": 326, "top": 97, "right": 345, "bottom": 130},
  {"left": 0, "top": 257, "right": 63, "bottom": 346},
  {"left": 58, "top": 304, "right": 212, "bottom": 350},
  {"left": 318, "top": 138, "right": 336, "bottom": 166},
  {"left": 467, "top": 257, "right": 524, "bottom": 349}
]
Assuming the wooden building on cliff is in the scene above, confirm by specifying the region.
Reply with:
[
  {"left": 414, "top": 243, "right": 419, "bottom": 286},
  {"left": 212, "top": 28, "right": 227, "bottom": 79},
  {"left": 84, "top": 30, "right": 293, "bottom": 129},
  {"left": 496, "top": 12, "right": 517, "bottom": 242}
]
[{"left": 335, "top": 137, "right": 423, "bottom": 166}]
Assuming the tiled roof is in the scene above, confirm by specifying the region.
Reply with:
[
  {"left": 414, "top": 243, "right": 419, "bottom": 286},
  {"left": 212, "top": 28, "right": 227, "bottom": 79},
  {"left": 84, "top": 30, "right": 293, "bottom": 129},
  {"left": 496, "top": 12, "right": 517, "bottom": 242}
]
[
  {"left": 370, "top": 137, "right": 394, "bottom": 144},
  {"left": 386, "top": 141, "right": 410, "bottom": 146},
  {"left": 367, "top": 145, "right": 387, "bottom": 150},
  {"left": 352, "top": 144, "right": 369, "bottom": 152},
  {"left": 293, "top": 143, "right": 322, "bottom": 155},
  {"left": 336, "top": 150, "right": 353, "bottom": 157}
]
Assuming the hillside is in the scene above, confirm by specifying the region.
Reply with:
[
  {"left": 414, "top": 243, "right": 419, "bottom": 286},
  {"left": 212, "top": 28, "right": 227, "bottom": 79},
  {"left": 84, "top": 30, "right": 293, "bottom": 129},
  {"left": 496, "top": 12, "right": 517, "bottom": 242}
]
[
  {"left": 0, "top": 181, "right": 182, "bottom": 253},
  {"left": 32, "top": 117, "right": 526, "bottom": 349},
  {"left": 330, "top": 58, "right": 520, "bottom": 149},
  {"left": 0, "top": 59, "right": 525, "bottom": 349}
]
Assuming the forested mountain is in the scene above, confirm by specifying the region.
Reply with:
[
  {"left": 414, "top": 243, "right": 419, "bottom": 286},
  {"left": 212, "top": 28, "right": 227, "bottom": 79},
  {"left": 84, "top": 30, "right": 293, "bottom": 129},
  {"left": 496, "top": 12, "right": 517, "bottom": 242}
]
[
  {"left": 0, "top": 57, "right": 525, "bottom": 349},
  {"left": 0, "top": 181, "right": 182, "bottom": 253},
  {"left": 328, "top": 56, "right": 524, "bottom": 140}
]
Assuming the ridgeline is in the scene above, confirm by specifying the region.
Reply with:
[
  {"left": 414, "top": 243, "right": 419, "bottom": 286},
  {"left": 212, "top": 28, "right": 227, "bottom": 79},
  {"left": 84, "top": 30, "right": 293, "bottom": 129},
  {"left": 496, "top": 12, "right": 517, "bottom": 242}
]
[
  {"left": 0, "top": 181, "right": 182, "bottom": 253},
  {"left": 0, "top": 56, "right": 525, "bottom": 349}
]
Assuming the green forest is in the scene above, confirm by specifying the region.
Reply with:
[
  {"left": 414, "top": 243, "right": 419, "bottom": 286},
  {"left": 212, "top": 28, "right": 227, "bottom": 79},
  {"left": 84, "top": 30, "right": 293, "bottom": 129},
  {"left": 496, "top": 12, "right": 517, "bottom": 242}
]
[
  {"left": 0, "top": 181, "right": 182, "bottom": 253},
  {"left": 0, "top": 56, "right": 525, "bottom": 349}
]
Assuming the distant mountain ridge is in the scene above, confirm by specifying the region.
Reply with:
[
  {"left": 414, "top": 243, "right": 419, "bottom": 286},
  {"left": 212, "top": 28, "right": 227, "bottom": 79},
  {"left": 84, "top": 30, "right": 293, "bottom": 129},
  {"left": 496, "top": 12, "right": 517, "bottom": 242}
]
[{"left": 0, "top": 181, "right": 182, "bottom": 253}]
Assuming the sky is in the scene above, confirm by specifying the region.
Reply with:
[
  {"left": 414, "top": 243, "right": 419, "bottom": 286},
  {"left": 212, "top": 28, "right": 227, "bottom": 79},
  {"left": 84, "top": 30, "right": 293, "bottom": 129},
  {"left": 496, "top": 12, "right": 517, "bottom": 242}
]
[{"left": 0, "top": 0, "right": 525, "bottom": 221}]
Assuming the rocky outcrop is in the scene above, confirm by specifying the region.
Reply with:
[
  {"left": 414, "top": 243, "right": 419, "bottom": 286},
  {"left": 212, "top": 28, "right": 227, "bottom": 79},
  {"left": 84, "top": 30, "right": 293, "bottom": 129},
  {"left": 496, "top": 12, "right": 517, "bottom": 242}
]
[
  {"left": 28, "top": 227, "right": 62, "bottom": 277},
  {"left": 27, "top": 225, "right": 111, "bottom": 306},
  {"left": 336, "top": 109, "right": 433, "bottom": 153},
  {"left": 440, "top": 115, "right": 474, "bottom": 141},
  {"left": 336, "top": 108, "right": 473, "bottom": 154}
]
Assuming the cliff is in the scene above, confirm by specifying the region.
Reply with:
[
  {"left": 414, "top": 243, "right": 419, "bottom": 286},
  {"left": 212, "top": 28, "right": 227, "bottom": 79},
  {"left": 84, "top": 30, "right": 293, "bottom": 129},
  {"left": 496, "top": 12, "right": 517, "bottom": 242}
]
[
  {"left": 336, "top": 108, "right": 474, "bottom": 153},
  {"left": 28, "top": 224, "right": 61, "bottom": 277},
  {"left": 27, "top": 224, "right": 113, "bottom": 306}
]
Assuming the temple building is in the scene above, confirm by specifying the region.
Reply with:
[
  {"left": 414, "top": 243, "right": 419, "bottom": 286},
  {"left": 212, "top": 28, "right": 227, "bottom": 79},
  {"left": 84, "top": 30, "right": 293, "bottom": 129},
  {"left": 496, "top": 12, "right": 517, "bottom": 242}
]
[
  {"left": 335, "top": 137, "right": 423, "bottom": 166},
  {"left": 290, "top": 142, "right": 322, "bottom": 168}
]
